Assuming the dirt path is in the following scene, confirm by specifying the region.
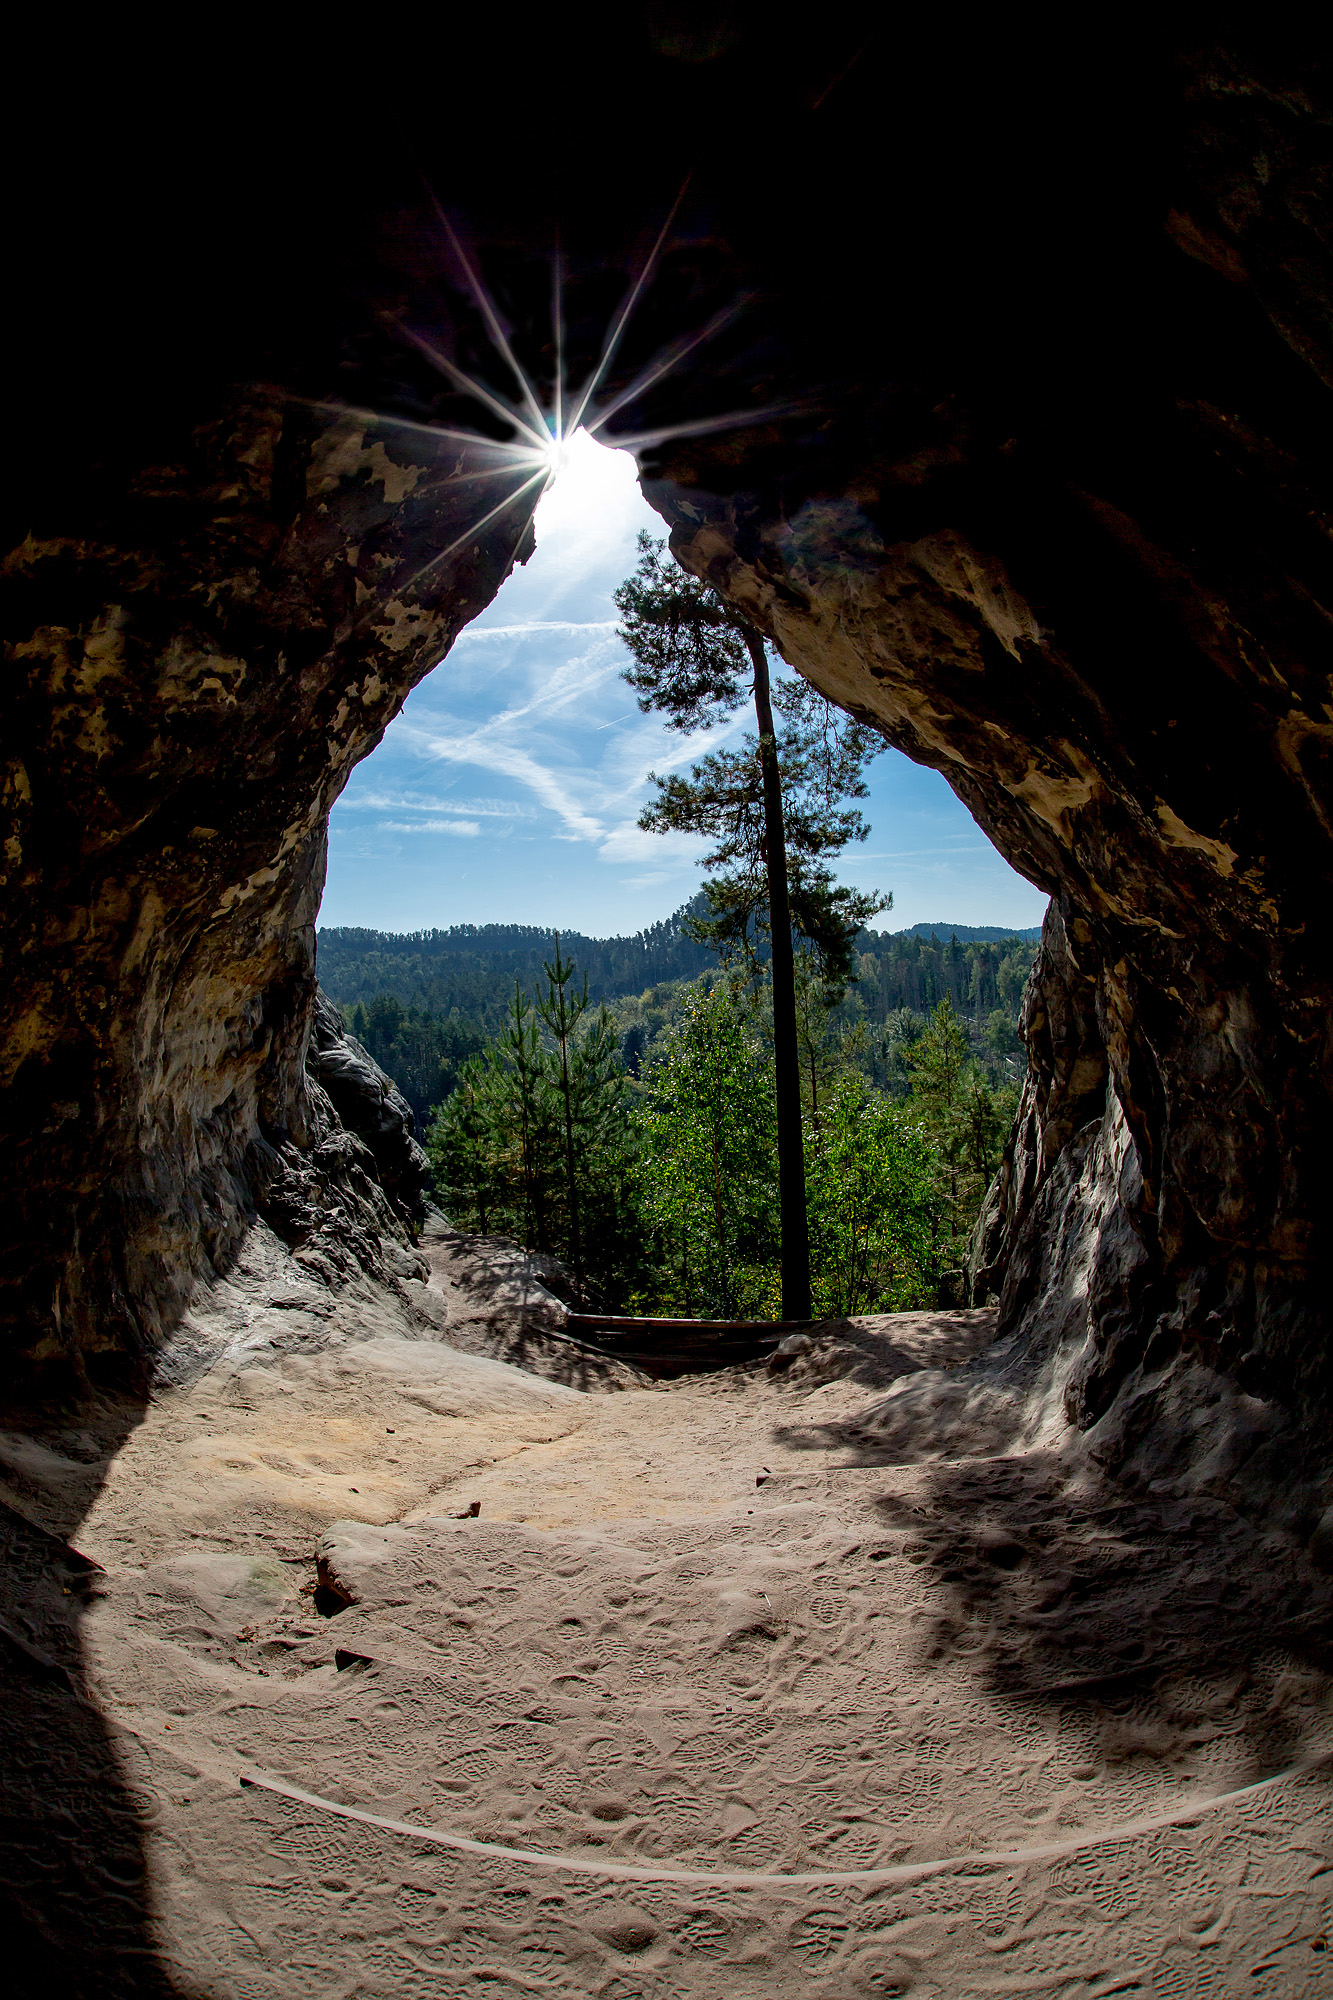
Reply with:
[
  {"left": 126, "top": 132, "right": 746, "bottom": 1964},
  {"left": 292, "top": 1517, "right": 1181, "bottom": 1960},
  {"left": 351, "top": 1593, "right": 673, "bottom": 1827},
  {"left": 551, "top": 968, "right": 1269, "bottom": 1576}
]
[{"left": 3, "top": 1292, "right": 1333, "bottom": 1996}]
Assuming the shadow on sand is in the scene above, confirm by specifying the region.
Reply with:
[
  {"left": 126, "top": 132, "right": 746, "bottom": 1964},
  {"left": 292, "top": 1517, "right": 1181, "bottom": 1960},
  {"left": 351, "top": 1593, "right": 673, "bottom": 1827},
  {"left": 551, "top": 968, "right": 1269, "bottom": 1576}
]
[
  {"left": 769, "top": 1354, "right": 1333, "bottom": 1799},
  {"left": 0, "top": 1391, "right": 186, "bottom": 1998}
]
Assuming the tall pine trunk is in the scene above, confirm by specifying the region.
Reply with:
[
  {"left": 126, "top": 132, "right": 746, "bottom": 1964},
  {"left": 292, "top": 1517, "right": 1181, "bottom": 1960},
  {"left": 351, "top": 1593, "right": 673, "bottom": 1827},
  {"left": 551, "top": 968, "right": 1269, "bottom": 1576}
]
[
  {"left": 548, "top": 935, "right": 583, "bottom": 1287},
  {"left": 745, "top": 631, "right": 812, "bottom": 1320}
]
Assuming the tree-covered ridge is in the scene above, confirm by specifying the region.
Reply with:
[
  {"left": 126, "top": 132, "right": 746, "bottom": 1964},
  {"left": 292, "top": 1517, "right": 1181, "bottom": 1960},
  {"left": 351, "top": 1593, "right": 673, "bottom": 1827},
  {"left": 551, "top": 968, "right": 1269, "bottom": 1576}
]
[
  {"left": 853, "top": 931, "right": 1036, "bottom": 1024},
  {"left": 317, "top": 910, "right": 1039, "bottom": 1020},
  {"left": 316, "top": 905, "right": 717, "bottom": 1018},
  {"left": 323, "top": 918, "right": 1041, "bottom": 1137}
]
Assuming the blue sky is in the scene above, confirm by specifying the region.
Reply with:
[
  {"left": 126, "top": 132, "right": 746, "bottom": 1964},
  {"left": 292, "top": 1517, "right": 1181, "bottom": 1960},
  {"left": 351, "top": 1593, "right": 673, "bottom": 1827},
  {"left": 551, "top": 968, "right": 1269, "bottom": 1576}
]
[{"left": 319, "top": 431, "right": 1048, "bottom": 938}]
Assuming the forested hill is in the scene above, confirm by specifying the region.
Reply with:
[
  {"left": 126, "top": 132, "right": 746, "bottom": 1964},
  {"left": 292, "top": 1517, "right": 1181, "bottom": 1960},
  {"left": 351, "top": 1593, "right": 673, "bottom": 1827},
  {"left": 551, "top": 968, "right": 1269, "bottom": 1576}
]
[
  {"left": 897, "top": 921, "right": 1043, "bottom": 942},
  {"left": 316, "top": 907, "right": 1042, "bottom": 1024},
  {"left": 316, "top": 907, "right": 1041, "bottom": 1132},
  {"left": 316, "top": 905, "right": 717, "bottom": 1021}
]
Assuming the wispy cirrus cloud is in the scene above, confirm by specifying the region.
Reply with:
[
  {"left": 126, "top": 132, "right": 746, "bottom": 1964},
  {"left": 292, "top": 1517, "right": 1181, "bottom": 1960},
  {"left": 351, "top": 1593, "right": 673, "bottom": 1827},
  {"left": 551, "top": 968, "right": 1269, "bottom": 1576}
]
[
  {"left": 376, "top": 819, "right": 481, "bottom": 836},
  {"left": 597, "top": 817, "right": 704, "bottom": 865},
  {"left": 339, "top": 789, "right": 536, "bottom": 818},
  {"left": 407, "top": 729, "right": 609, "bottom": 844},
  {"left": 401, "top": 705, "right": 725, "bottom": 864},
  {"left": 852, "top": 843, "right": 991, "bottom": 860},
  {"left": 450, "top": 619, "right": 618, "bottom": 643}
]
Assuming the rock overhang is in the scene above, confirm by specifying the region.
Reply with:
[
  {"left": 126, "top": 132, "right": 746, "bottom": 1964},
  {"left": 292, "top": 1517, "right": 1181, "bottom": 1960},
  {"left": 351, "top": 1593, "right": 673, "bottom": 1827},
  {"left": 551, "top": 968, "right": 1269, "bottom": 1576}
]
[{"left": 2, "top": 23, "right": 1332, "bottom": 1510}]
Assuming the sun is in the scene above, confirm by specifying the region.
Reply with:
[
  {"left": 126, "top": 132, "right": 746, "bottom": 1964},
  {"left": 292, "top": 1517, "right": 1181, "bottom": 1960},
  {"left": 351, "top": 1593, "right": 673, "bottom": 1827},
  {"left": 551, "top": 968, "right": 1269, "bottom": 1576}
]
[
  {"left": 540, "top": 431, "right": 568, "bottom": 483},
  {"left": 326, "top": 188, "right": 805, "bottom": 612}
]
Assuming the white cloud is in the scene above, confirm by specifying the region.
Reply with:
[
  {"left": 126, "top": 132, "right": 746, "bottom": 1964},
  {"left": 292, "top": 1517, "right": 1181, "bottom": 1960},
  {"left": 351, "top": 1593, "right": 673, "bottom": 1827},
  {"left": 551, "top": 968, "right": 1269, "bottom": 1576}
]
[
  {"left": 406, "top": 641, "right": 625, "bottom": 745},
  {"left": 593, "top": 704, "right": 753, "bottom": 811},
  {"left": 376, "top": 819, "right": 481, "bottom": 836},
  {"left": 387, "top": 674, "right": 739, "bottom": 876},
  {"left": 450, "top": 619, "right": 618, "bottom": 643},
  {"left": 597, "top": 818, "right": 705, "bottom": 865},
  {"left": 407, "top": 729, "right": 608, "bottom": 844},
  {"left": 852, "top": 844, "right": 990, "bottom": 860},
  {"left": 339, "top": 789, "right": 535, "bottom": 818}
]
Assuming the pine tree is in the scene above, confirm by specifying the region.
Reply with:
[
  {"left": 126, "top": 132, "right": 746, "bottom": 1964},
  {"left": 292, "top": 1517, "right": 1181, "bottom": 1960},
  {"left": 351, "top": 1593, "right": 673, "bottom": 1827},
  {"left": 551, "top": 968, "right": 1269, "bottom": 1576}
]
[
  {"left": 426, "top": 944, "right": 639, "bottom": 1302},
  {"left": 634, "top": 982, "right": 778, "bottom": 1317},
  {"left": 615, "top": 531, "right": 888, "bottom": 1319},
  {"left": 906, "top": 994, "right": 1016, "bottom": 1261},
  {"left": 804, "top": 1073, "right": 941, "bottom": 1316},
  {"left": 536, "top": 936, "right": 590, "bottom": 1282}
]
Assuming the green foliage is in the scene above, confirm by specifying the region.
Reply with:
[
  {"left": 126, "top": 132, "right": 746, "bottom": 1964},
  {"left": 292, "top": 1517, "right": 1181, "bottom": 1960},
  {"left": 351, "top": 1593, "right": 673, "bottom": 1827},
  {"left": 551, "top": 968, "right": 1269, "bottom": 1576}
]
[
  {"left": 426, "top": 1053, "right": 517, "bottom": 1241},
  {"left": 534, "top": 937, "right": 629, "bottom": 1284},
  {"left": 427, "top": 981, "right": 550, "bottom": 1246},
  {"left": 984, "top": 1008, "right": 1023, "bottom": 1057},
  {"left": 425, "top": 958, "right": 643, "bottom": 1303},
  {"left": 805, "top": 1074, "right": 942, "bottom": 1316},
  {"left": 622, "top": 539, "right": 891, "bottom": 1000},
  {"left": 320, "top": 919, "right": 1038, "bottom": 1126},
  {"left": 618, "top": 532, "right": 896, "bottom": 1319},
  {"left": 614, "top": 529, "right": 752, "bottom": 731},
  {"left": 345, "top": 995, "right": 485, "bottom": 1133},
  {"left": 852, "top": 932, "right": 1037, "bottom": 1041},
  {"left": 907, "top": 995, "right": 1018, "bottom": 1260},
  {"left": 632, "top": 984, "right": 779, "bottom": 1317},
  {"left": 427, "top": 955, "right": 1023, "bottom": 1316},
  {"left": 906, "top": 993, "right": 971, "bottom": 1123},
  {"left": 791, "top": 956, "right": 868, "bottom": 1121},
  {"left": 322, "top": 906, "right": 717, "bottom": 1015},
  {"left": 846, "top": 937, "right": 1036, "bottom": 1098}
]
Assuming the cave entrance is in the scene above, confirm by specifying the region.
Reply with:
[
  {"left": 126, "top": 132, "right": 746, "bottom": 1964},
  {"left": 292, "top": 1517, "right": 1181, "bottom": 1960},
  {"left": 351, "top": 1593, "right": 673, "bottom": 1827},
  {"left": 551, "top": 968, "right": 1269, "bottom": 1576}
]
[
  {"left": 321, "top": 428, "right": 698, "bottom": 934},
  {"left": 12, "top": 32, "right": 1333, "bottom": 1989},
  {"left": 319, "top": 422, "right": 1044, "bottom": 959}
]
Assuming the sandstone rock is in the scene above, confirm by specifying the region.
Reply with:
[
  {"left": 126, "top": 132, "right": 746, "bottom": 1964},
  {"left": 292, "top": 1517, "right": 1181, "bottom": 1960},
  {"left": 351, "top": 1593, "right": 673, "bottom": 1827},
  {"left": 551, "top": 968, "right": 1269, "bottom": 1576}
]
[
  {"left": 306, "top": 992, "right": 430, "bottom": 1225},
  {"left": 1308, "top": 1507, "right": 1333, "bottom": 1575},
  {"left": 767, "top": 1333, "right": 814, "bottom": 1372},
  {"left": 3, "top": 28, "right": 1331, "bottom": 1526}
]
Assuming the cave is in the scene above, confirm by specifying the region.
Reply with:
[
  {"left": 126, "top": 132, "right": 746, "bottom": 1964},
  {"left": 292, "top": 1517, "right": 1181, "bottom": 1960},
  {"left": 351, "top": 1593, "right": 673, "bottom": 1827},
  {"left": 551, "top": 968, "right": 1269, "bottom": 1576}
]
[{"left": 4, "top": 17, "right": 1333, "bottom": 1991}]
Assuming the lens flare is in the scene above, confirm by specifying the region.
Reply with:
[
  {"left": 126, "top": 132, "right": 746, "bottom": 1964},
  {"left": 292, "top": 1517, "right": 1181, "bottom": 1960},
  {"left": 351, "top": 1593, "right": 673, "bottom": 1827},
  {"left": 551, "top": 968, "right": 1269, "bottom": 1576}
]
[{"left": 324, "top": 185, "right": 812, "bottom": 618}]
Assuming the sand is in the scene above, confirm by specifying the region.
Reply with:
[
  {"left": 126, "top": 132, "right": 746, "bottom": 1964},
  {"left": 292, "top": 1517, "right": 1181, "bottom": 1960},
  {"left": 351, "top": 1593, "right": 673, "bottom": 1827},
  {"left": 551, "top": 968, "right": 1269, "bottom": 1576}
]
[{"left": 3, "top": 1254, "right": 1333, "bottom": 1996}]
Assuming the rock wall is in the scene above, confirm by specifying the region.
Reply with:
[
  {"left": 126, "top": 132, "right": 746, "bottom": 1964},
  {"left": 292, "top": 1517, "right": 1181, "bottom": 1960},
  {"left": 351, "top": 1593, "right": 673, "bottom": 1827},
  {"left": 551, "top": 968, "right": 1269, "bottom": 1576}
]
[
  {"left": 643, "top": 29, "right": 1333, "bottom": 1467},
  {"left": 644, "top": 412, "right": 1333, "bottom": 1473},
  {"left": 0, "top": 389, "right": 529, "bottom": 1387},
  {"left": 3, "top": 24, "right": 1331, "bottom": 1496}
]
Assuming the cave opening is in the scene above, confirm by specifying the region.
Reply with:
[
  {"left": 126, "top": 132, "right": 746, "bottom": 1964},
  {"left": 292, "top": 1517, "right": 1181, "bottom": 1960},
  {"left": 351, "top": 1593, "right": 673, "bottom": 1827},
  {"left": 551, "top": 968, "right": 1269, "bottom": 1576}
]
[
  {"left": 5, "top": 20, "right": 1333, "bottom": 1989},
  {"left": 321, "top": 420, "right": 1046, "bottom": 942}
]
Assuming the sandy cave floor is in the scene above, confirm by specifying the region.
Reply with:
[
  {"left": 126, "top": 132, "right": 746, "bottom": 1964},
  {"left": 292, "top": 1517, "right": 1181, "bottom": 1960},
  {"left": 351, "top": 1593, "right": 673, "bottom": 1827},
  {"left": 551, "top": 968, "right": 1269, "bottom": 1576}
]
[{"left": 3, "top": 1254, "right": 1333, "bottom": 1997}]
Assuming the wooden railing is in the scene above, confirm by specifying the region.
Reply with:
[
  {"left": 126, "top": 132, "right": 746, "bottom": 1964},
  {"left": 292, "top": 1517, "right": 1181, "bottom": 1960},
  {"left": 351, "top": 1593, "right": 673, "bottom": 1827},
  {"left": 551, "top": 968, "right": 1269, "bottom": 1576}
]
[{"left": 560, "top": 1313, "right": 814, "bottom": 1379}]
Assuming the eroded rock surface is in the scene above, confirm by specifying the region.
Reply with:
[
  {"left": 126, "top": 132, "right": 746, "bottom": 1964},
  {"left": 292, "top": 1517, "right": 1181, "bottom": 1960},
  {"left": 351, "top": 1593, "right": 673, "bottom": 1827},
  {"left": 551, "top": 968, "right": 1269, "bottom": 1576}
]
[
  {"left": 4, "top": 37, "right": 1332, "bottom": 1513},
  {"left": 632, "top": 44, "right": 1333, "bottom": 1523},
  {"left": 0, "top": 387, "right": 532, "bottom": 1386}
]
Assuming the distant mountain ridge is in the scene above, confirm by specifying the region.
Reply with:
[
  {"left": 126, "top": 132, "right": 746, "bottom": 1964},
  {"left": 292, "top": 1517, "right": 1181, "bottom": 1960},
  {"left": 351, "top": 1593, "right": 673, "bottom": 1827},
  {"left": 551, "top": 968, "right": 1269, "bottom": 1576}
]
[
  {"left": 316, "top": 905, "right": 717, "bottom": 1015},
  {"left": 317, "top": 907, "right": 1042, "bottom": 1130},
  {"left": 315, "top": 907, "right": 1044, "bottom": 1017},
  {"left": 316, "top": 910, "right": 1045, "bottom": 986},
  {"left": 889, "top": 921, "right": 1044, "bottom": 943}
]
